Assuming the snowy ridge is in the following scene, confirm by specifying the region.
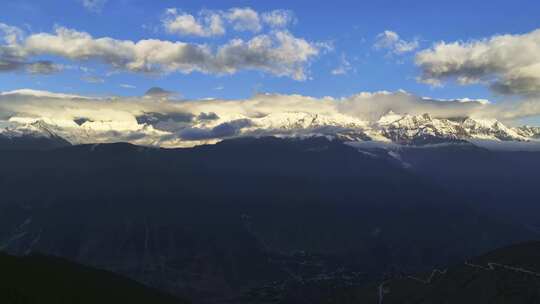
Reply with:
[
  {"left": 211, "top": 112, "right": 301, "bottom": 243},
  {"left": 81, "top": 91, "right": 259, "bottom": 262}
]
[
  {"left": 375, "top": 111, "right": 530, "bottom": 143},
  {"left": 1, "top": 110, "right": 540, "bottom": 150},
  {"left": 250, "top": 111, "right": 368, "bottom": 131},
  {"left": 516, "top": 126, "right": 540, "bottom": 138},
  {"left": 0, "top": 120, "right": 60, "bottom": 139}
]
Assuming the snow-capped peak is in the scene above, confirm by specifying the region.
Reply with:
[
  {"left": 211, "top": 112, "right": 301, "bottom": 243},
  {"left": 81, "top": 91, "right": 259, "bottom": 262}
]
[
  {"left": 377, "top": 111, "right": 403, "bottom": 125},
  {"left": 250, "top": 111, "right": 368, "bottom": 131},
  {"left": 461, "top": 118, "right": 527, "bottom": 141},
  {"left": 0, "top": 120, "right": 56, "bottom": 139},
  {"left": 516, "top": 126, "right": 540, "bottom": 138}
]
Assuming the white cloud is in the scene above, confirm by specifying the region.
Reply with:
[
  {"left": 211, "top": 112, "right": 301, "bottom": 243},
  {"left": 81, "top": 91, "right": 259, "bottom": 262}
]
[
  {"left": 162, "top": 7, "right": 296, "bottom": 36},
  {"left": 226, "top": 8, "right": 262, "bottom": 32},
  {"left": 0, "top": 25, "right": 63, "bottom": 75},
  {"left": 215, "top": 31, "right": 320, "bottom": 80},
  {"left": 163, "top": 9, "right": 225, "bottom": 37},
  {"left": 0, "top": 24, "right": 322, "bottom": 80},
  {"left": 81, "top": 0, "right": 107, "bottom": 12},
  {"left": 374, "top": 30, "right": 419, "bottom": 55},
  {"left": 120, "top": 84, "right": 136, "bottom": 89},
  {"left": 0, "top": 89, "right": 88, "bottom": 99},
  {"left": 416, "top": 28, "right": 540, "bottom": 95}
]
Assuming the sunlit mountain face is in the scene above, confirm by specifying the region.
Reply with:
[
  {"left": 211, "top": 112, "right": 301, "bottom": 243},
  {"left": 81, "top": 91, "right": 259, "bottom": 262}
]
[{"left": 1, "top": 1, "right": 540, "bottom": 303}]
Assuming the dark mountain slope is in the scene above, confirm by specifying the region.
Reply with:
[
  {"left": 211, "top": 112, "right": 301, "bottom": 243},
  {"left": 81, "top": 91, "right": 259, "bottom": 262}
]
[
  {"left": 0, "top": 252, "right": 186, "bottom": 304},
  {"left": 397, "top": 145, "right": 540, "bottom": 226},
  {"left": 0, "top": 133, "right": 71, "bottom": 151},
  {"left": 0, "top": 137, "right": 535, "bottom": 303}
]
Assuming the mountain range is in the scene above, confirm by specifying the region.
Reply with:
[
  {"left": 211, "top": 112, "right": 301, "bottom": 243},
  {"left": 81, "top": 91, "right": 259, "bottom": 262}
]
[{"left": 2, "top": 109, "right": 540, "bottom": 151}]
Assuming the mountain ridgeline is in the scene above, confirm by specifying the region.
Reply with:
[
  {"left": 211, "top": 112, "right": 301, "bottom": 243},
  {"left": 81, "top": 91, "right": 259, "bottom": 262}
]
[
  {"left": 2, "top": 110, "right": 540, "bottom": 150},
  {"left": 0, "top": 137, "right": 539, "bottom": 303}
]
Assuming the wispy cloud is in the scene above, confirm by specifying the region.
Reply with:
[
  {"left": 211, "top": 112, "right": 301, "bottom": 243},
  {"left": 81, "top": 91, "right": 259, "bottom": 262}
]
[
  {"left": 81, "top": 75, "right": 105, "bottom": 83},
  {"left": 374, "top": 30, "right": 419, "bottom": 55},
  {"left": 120, "top": 84, "right": 136, "bottom": 89},
  {"left": 331, "top": 54, "right": 354, "bottom": 75},
  {"left": 81, "top": 0, "right": 107, "bottom": 13}
]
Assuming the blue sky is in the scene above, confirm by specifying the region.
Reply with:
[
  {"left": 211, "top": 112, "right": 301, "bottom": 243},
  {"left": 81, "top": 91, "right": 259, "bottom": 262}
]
[{"left": 1, "top": 0, "right": 540, "bottom": 109}]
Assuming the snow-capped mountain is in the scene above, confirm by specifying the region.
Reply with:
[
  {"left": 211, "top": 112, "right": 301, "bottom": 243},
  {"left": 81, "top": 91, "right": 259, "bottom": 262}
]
[
  {"left": 241, "top": 110, "right": 535, "bottom": 145},
  {"left": 373, "top": 112, "right": 530, "bottom": 144},
  {"left": 0, "top": 120, "right": 71, "bottom": 150},
  {"left": 1, "top": 110, "right": 539, "bottom": 150},
  {"left": 0, "top": 120, "right": 62, "bottom": 139},
  {"left": 516, "top": 126, "right": 540, "bottom": 139},
  {"left": 250, "top": 112, "right": 368, "bottom": 131},
  {"left": 377, "top": 112, "right": 467, "bottom": 144}
]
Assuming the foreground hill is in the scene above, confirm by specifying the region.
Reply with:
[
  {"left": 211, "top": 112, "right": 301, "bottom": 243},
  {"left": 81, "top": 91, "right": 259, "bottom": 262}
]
[{"left": 0, "top": 252, "right": 187, "bottom": 304}]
